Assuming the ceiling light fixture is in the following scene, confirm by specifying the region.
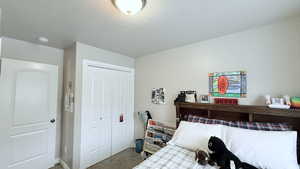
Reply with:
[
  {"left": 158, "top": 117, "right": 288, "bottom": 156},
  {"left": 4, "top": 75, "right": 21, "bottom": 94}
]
[
  {"left": 112, "top": 0, "right": 147, "bottom": 15},
  {"left": 38, "top": 37, "right": 49, "bottom": 43}
]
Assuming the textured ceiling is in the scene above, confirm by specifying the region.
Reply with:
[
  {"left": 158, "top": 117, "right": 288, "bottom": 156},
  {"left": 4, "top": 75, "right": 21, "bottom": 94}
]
[{"left": 1, "top": 0, "right": 300, "bottom": 57}]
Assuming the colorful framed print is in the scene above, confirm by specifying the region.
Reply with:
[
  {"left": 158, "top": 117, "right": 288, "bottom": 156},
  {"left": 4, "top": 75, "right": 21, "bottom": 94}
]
[{"left": 209, "top": 71, "right": 247, "bottom": 98}]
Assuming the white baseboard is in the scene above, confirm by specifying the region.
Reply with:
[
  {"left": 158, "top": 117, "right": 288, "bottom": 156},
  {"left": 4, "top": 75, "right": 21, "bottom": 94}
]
[{"left": 60, "top": 159, "right": 71, "bottom": 169}]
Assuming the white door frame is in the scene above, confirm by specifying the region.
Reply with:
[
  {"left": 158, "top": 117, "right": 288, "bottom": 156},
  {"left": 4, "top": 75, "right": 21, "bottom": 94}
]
[{"left": 74, "top": 60, "right": 135, "bottom": 169}]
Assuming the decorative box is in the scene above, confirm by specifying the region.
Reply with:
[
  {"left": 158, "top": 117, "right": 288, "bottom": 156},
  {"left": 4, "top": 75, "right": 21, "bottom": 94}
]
[
  {"left": 291, "top": 97, "right": 300, "bottom": 108},
  {"left": 214, "top": 98, "right": 239, "bottom": 105}
]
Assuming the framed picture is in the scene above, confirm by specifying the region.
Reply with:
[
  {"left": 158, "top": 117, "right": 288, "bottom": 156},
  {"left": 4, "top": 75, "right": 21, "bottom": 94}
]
[
  {"left": 209, "top": 71, "right": 247, "bottom": 98},
  {"left": 200, "top": 95, "right": 210, "bottom": 103},
  {"left": 271, "top": 98, "right": 284, "bottom": 105},
  {"left": 185, "top": 91, "right": 197, "bottom": 103},
  {"left": 152, "top": 88, "right": 165, "bottom": 104}
]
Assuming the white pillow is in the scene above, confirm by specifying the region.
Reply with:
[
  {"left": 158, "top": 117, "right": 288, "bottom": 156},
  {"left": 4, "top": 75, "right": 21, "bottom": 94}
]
[
  {"left": 170, "top": 121, "right": 222, "bottom": 151},
  {"left": 224, "top": 126, "right": 298, "bottom": 169}
]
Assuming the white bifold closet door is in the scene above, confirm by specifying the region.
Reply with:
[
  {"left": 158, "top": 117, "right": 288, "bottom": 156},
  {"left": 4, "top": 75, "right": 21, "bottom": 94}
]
[
  {"left": 111, "top": 69, "right": 134, "bottom": 155},
  {"left": 81, "top": 62, "right": 134, "bottom": 169}
]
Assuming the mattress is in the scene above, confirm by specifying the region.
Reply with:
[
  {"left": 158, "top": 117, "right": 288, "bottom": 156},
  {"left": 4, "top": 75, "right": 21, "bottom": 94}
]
[{"left": 134, "top": 144, "right": 216, "bottom": 169}]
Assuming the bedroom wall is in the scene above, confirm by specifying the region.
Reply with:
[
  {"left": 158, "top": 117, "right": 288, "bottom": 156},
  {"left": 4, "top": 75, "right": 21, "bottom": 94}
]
[
  {"left": 135, "top": 16, "right": 300, "bottom": 138},
  {"left": 73, "top": 42, "right": 135, "bottom": 169},
  {"left": 62, "top": 42, "right": 135, "bottom": 169},
  {"left": 0, "top": 37, "right": 64, "bottom": 161},
  {"left": 61, "top": 44, "right": 76, "bottom": 168}
]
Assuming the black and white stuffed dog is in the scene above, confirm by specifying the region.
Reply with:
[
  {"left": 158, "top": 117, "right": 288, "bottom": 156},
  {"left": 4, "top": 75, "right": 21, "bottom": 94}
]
[{"left": 208, "top": 136, "right": 258, "bottom": 169}]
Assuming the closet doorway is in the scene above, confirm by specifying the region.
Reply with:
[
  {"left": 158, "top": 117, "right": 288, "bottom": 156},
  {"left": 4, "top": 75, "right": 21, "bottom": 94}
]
[{"left": 81, "top": 60, "right": 134, "bottom": 169}]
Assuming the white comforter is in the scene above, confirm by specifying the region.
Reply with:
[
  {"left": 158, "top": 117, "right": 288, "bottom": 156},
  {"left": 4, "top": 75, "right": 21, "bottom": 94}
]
[{"left": 134, "top": 144, "right": 217, "bottom": 169}]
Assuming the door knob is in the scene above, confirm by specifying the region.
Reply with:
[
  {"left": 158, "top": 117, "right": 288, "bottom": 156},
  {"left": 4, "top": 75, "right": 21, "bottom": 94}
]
[{"left": 50, "top": 119, "right": 56, "bottom": 123}]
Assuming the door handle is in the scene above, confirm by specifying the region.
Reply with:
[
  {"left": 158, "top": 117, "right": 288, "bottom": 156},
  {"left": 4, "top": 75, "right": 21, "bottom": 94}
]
[
  {"left": 100, "top": 117, "right": 103, "bottom": 120},
  {"left": 50, "top": 119, "right": 56, "bottom": 123}
]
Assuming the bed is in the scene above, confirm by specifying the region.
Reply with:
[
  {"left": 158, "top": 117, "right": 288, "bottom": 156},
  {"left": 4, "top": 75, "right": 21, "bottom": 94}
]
[
  {"left": 134, "top": 144, "right": 214, "bottom": 169},
  {"left": 134, "top": 102, "right": 300, "bottom": 169}
]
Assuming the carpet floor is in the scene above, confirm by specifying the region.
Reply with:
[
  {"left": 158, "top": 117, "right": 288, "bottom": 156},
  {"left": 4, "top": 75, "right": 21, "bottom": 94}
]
[{"left": 51, "top": 148, "right": 144, "bottom": 169}]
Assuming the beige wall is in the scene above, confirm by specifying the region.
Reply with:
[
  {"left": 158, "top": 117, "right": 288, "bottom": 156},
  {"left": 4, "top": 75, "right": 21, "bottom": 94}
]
[
  {"left": 61, "top": 45, "right": 76, "bottom": 167},
  {"left": 0, "top": 37, "right": 64, "bottom": 160},
  {"left": 76, "top": 42, "right": 135, "bottom": 68},
  {"left": 74, "top": 42, "right": 135, "bottom": 169},
  {"left": 62, "top": 42, "right": 135, "bottom": 169},
  {"left": 135, "top": 16, "right": 300, "bottom": 139}
]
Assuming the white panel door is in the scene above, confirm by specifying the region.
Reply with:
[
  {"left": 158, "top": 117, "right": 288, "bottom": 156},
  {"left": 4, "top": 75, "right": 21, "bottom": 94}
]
[
  {"left": 0, "top": 59, "right": 58, "bottom": 169},
  {"left": 81, "top": 66, "right": 112, "bottom": 168},
  {"left": 111, "top": 70, "right": 134, "bottom": 155}
]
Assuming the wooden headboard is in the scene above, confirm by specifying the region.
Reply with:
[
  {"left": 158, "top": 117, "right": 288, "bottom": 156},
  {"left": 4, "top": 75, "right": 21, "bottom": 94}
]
[{"left": 175, "top": 102, "right": 300, "bottom": 162}]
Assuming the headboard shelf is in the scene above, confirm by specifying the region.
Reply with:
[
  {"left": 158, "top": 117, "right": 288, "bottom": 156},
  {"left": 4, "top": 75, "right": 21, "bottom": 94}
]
[
  {"left": 176, "top": 102, "right": 300, "bottom": 125},
  {"left": 175, "top": 102, "right": 300, "bottom": 162}
]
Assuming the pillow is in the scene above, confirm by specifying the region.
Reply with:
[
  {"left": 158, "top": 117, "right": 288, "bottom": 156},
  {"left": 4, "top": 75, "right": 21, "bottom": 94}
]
[
  {"left": 224, "top": 126, "right": 298, "bottom": 169},
  {"left": 188, "top": 115, "right": 291, "bottom": 131},
  {"left": 170, "top": 121, "right": 222, "bottom": 151}
]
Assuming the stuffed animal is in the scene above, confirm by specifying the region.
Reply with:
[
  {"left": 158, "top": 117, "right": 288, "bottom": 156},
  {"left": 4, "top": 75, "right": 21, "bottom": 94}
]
[
  {"left": 208, "top": 136, "right": 258, "bottom": 169},
  {"left": 195, "top": 150, "right": 210, "bottom": 165}
]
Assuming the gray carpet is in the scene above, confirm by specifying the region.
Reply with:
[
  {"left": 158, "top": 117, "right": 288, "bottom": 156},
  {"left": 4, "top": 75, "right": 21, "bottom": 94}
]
[{"left": 51, "top": 148, "right": 144, "bottom": 169}]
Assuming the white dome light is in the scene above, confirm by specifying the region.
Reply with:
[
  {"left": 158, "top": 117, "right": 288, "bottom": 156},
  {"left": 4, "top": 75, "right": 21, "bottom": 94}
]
[
  {"left": 38, "top": 37, "right": 49, "bottom": 43},
  {"left": 112, "top": 0, "right": 146, "bottom": 15}
]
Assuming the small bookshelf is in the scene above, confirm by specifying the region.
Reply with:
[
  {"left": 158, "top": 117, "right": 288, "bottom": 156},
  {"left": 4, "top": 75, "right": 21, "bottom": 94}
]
[{"left": 143, "top": 120, "right": 175, "bottom": 155}]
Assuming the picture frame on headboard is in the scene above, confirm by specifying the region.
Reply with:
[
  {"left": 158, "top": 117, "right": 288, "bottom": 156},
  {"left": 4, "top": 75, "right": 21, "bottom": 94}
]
[{"left": 200, "top": 95, "right": 210, "bottom": 103}]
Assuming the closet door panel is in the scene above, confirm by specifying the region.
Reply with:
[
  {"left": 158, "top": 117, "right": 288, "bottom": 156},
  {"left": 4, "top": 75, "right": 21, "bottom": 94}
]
[
  {"left": 99, "top": 68, "right": 113, "bottom": 160},
  {"left": 111, "top": 71, "right": 134, "bottom": 155},
  {"left": 120, "top": 72, "right": 134, "bottom": 147},
  {"left": 126, "top": 72, "right": 134, "bottom": 147},
  {"left": 82, "top": 68, "right": 102, "bottom": 167},
  {"left": 111, "top": 71, "right": 123, "bottom": 154},
  {"left": 82, "top": 67, "right": 112, "bottom": 168}
]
